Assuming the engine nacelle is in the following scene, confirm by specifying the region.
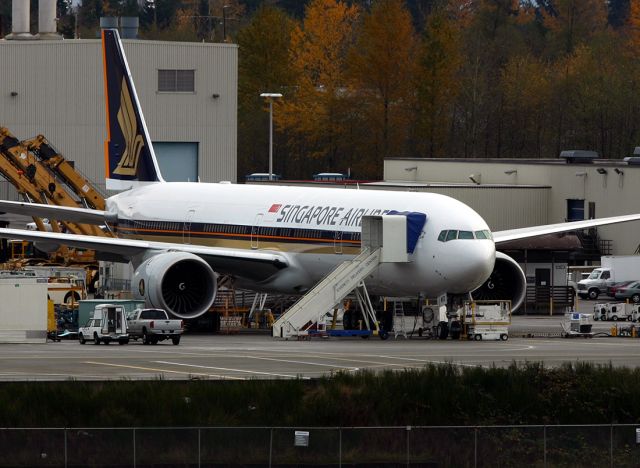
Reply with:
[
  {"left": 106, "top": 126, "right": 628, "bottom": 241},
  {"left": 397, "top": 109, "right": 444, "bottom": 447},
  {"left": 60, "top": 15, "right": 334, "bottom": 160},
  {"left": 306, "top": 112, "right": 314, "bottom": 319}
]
[
  {"left": 133, "top": 251, "right": 218, "bottom": 319},
  {"left": 471, "top": 251, "right": 526, "bottom": 312}
]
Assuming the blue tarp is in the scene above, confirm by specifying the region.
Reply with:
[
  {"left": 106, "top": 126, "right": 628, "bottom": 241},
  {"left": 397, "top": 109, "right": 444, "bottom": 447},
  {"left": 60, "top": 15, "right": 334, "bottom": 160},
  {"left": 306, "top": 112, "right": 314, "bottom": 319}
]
[{"left": 387, "top": 211, "right": 427, "bottom": 254}]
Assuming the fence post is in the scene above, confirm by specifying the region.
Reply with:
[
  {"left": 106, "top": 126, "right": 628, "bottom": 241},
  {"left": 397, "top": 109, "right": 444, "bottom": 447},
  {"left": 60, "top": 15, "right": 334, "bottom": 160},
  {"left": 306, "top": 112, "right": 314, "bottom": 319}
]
[
  {"left": 474, "top": 427, "right": 478, "bottom": 468},
  {"left": 543, "top": 425, "right": 547, "bottom": 468},
  {"left": 406, "top": 426, "right": 411, "bottom": 467},
  {"left": 338, "top": 428, "right": 342, "bottom": 468},
  {"left": 133, "top": 428, "right": 136, "bottom": 468},
  {"left": 610, "top": 424, "right": 613, "bottom": 468},
  {"left": 269, "top": 428, "right": 273, "bottom": 468},
  {"left": 64, "top": 428, "right": 67, "bottom": 468}
]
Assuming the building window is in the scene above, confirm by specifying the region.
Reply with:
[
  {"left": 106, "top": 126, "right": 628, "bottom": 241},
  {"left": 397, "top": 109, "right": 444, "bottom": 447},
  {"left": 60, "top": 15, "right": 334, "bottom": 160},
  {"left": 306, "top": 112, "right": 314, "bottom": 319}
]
[
  {"left": 566, "top": 199, "right": 585, "bottom": 221},
  {"left": 158, "top": 70, "right": 195, "bottom": 92}
]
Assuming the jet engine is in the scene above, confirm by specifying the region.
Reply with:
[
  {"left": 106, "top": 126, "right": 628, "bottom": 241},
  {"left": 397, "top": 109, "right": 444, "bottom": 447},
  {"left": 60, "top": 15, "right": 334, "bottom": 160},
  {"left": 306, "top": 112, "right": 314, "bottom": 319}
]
[
  {"left": 471, "top": 251, "right": 526, "bottom": 312},
  {"left": 133, "top": 252, "right": 218, "bottom": 319}
]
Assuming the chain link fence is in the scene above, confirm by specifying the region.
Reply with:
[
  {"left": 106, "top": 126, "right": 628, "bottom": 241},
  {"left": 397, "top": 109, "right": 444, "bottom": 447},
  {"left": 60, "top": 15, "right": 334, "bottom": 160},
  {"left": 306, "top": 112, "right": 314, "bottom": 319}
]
[{"left": 1, "top": 424, "right": 639, "bottom": 467}]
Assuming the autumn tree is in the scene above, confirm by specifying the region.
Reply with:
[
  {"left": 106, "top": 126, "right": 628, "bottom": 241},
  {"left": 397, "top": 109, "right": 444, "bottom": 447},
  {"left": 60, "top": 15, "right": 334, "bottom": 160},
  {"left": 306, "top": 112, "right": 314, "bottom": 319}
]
[
  {"left": 500, "top": 54, "right": 551, "bottom": 157},
  {"left": 237, "top": 6, "right": 296, "bottom": 176},
  {"left": 413, "top": 3, "right": 463, "bottom": 158},
  {"left": 347, "top": 0, "right": 417, "bottom": 176},
  {"left": 276, "top": 0, "right": 360, "bottom": 177},
  {"left": 541, "top": 0, "right": 608, "bottom": 56}
]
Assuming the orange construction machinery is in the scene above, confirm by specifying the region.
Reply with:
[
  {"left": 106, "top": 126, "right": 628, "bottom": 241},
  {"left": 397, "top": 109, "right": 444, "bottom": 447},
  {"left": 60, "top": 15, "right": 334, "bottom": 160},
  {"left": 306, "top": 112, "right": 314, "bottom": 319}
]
[{"left": 0, "top": 127, "right": 108, "bottom": 238}]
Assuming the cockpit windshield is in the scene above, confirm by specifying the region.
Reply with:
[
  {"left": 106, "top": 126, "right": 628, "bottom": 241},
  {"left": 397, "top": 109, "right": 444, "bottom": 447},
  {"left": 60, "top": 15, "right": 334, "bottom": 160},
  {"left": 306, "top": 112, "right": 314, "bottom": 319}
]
[{"left": 438, "top": 229, "right": 493, "bottom": 242}]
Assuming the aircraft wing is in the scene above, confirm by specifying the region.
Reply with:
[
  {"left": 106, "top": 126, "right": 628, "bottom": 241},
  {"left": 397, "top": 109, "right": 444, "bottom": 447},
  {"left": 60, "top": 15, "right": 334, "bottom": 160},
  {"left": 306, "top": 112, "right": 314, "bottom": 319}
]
[
  {"left": 0, "top": 200, "right": 113, "bottom": 225},
  {"left": 0, "top": 228, "right": 288, "bottom": 282},
  {"left": 493, "top": 213, "right": 640, "bottom": 244}
]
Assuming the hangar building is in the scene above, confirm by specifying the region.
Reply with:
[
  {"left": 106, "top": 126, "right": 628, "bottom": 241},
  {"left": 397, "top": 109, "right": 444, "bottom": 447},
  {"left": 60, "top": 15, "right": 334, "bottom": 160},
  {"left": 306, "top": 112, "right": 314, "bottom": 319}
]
[{"left": 0, "top": 16, "right": 237, "bottom": 199}]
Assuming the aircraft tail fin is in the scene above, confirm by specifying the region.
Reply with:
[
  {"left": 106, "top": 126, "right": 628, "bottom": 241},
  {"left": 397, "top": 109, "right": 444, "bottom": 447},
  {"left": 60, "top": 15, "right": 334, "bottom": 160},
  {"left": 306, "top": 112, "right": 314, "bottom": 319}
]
[{"left": 101, "top": 28, "right": 164, "bottom": 190}]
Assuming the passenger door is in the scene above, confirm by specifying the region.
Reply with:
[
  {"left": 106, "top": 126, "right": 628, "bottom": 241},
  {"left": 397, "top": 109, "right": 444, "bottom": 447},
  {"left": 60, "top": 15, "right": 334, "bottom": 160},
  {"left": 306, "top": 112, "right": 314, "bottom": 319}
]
[
  {"left": 183, "top": 209, "right": 196, "bottom": 244},
  {"left": 251, "top": 213, "right": 263, "bottom": 249}
]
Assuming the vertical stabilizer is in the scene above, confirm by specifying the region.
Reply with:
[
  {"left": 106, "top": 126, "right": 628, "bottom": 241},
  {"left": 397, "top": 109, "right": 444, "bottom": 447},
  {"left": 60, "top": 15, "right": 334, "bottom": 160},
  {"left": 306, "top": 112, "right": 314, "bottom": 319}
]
[{"left": 101, "top": 28, "right": 164, "bottom": 190}]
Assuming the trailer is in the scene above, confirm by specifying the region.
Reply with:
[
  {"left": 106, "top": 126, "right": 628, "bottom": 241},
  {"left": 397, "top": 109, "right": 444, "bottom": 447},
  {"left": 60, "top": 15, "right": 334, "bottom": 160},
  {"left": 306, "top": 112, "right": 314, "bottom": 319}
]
[
  {"left": 462, "top": 301, "right": 511, "bottom": 341},
  {"left": 592, "top": 302, "right": 633, "bottom": 321},
  {"left": 561, "top": 313, "right": 594, "bottom": 338}
]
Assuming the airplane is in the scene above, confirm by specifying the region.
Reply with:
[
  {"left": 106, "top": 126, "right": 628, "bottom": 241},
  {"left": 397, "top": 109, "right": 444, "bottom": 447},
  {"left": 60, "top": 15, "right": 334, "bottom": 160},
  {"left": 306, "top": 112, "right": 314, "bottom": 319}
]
[{"left": 0, "top": 29, "right": 638, "bottom": 320}]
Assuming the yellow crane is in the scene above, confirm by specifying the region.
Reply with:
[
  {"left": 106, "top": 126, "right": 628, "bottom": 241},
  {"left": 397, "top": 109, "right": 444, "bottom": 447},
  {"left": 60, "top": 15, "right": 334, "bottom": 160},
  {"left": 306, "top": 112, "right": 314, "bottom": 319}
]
[
  {"left": 22, "top": 134, "right": 106, "bottom": 211},
  {"left": 0, "top": 127, "right": 107, "bottom": 237}
]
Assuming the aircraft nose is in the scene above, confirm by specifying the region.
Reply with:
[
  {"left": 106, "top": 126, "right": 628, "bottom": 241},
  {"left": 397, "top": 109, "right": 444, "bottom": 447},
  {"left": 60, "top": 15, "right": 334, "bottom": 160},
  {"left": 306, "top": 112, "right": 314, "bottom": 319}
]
[{"left": 447, "top": 241, "right": 495, "bottom": 293}]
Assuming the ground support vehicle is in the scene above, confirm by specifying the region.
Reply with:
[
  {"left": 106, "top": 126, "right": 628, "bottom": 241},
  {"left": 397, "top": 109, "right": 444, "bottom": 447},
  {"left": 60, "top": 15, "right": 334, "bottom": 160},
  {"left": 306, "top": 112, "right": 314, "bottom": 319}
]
[
  {"left": 126, "top": 308, "right": 183, "bottom": 345},
  {"left": 561, "top": 313, "right": 594, "bottom": 338},
  {"left": 461, "top": 301, "right": 511, "bottom": 341},
  {"left": 577, "top": 256, "right": 640, "bottom": 300},
  {"left": 78, "top": 304, "right": 129, "bottom": 345},
  {"left": 592, "top": 302, "right": 632, "bottom": 321}
]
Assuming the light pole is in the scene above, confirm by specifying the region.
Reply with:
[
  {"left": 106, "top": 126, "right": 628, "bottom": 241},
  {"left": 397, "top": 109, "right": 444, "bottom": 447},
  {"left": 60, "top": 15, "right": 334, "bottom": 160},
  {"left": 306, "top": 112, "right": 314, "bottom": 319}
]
[
  {"left": 260, "top": 93, "right": 283, "bottom": 181},
  {"left": 222, "top": 5, "right": 230, "bottom": 42}
]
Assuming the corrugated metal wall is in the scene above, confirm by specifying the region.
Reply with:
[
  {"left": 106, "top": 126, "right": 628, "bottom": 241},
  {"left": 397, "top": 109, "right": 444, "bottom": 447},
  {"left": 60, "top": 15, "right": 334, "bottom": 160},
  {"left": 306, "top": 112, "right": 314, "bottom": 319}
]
[
  {"left": 361, "top": 184, "right": 548, "bottom": 231},
  {"left": 0, "top": 39, "right": 237, "bottom": 194}
]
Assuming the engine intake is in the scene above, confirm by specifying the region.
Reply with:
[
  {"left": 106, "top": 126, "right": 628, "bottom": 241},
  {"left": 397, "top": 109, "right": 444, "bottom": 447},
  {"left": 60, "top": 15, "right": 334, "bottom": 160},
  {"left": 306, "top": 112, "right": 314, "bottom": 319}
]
[
  {"left": 134, "top": 252, "right": 217, "bottom": 319},
  {"left": 472, "top": 252, "right": 526, "bottom": 312}
]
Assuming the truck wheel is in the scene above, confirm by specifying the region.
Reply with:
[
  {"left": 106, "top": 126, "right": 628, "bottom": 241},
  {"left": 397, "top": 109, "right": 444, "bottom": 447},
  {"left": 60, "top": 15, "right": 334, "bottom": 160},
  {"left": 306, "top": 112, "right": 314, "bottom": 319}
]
[
  {"left": 150, "top": 337, "right": 158, "bottom": 345},
  {"left": 93, "top": 333, "right": 100, "bottom": 345},
  {"left": 500, "top": 334, "right": 508, "bottom": 341},
  {"left": 588, "top": 289, "right": 599, "bottom": 300},
  {"left": 64, "top": 292, "right": 81, "bottom": 305},
  {"left": 633, "top": 294, "right": 640, "bottom": 303},
  {"left": 172, "top": 336, "right": 181, "bottom": 345},
  {"left": 474, "top": 334, "right": 482, "bottom": 341},
  {"left": 79, "top": 333, "right": 86, "bottom": 345},
  {"left": 612, "top": 315, "right": 618, "bottom": 321},
  {"left": 118, "top": 338, "right": 128, "bottom": 345},
  {"left": 142, "top": 329, "right": 150, "bottom": 345}
]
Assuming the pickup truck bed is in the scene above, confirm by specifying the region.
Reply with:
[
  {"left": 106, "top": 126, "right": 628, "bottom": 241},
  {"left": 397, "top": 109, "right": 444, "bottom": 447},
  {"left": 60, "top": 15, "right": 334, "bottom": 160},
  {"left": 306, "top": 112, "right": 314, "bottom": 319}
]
[{"left": 127, "top": 308, "right": 184, "bottom": 345}]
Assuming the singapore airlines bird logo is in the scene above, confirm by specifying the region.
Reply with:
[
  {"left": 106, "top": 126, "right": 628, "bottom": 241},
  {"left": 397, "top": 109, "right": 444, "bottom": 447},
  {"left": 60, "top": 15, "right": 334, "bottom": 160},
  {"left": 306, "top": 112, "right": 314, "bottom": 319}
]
[{"left": 114, "top": 78, "right": 144, "bottom": 176}]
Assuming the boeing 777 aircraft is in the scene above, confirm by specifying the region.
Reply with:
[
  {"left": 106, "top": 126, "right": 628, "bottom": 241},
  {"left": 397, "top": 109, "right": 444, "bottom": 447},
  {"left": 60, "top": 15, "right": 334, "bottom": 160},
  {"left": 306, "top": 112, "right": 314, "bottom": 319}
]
[{"left": 0, "top": 29, "right": 638, "bottom": 319}]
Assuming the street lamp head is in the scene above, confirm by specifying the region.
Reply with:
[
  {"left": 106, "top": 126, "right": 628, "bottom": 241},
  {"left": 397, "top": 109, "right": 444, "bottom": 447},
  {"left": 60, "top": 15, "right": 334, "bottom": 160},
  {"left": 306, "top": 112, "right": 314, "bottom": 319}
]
[{"left": 260, "top": 93, "right": 283, "bottom": 99}]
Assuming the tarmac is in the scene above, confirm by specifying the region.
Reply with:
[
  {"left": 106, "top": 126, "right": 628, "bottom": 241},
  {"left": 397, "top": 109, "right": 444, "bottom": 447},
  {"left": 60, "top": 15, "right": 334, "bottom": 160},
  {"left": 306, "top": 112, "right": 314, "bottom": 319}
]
[{"left": 1, "top": 312, "right": 640, "bottom": 381}]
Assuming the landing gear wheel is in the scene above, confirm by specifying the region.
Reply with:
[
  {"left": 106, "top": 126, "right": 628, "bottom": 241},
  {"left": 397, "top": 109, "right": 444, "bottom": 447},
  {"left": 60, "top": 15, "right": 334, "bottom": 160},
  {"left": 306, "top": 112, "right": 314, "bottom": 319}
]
[
  {"left": 79, "top": 333, "right": 86, "bottom": 345},
  {"left": 378, "top": 331, "right": 388, "bottom": 341}
]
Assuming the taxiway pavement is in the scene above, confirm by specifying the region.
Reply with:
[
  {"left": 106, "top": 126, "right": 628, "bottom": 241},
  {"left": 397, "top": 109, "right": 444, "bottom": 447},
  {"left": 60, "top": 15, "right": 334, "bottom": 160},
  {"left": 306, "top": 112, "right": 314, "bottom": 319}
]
[{"left": 1, "top": 317, "right": 639, "bottom": 381}]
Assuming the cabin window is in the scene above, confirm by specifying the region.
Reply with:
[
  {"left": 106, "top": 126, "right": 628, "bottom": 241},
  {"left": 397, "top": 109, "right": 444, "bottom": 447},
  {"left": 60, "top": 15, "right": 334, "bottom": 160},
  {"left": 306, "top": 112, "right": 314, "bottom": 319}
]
[
  {"left": 458, "top": 231, "right": 474, "bottom": 239},
  {"left": 438, "top": 231, "right": 447, "bottom": 242},
  {"left": 445, "top": 230, "right": 458, "bottom": 241}
]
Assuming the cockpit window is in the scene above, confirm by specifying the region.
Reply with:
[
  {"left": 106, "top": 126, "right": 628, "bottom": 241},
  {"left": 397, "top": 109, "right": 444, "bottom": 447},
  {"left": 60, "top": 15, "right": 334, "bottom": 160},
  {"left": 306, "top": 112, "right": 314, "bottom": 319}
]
[
  {"left": 439, "top": 229, "right": 493, "bottom": 242},
  {"left": 475, "top": 230, "right": 492, "bottom": 240}
]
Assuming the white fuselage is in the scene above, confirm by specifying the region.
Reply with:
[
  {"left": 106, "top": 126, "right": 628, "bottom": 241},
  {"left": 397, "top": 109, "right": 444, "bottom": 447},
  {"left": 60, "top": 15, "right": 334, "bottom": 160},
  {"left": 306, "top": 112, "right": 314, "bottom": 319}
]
[{"left": 106, "top": 183, "right": 496, "bottom": 297}]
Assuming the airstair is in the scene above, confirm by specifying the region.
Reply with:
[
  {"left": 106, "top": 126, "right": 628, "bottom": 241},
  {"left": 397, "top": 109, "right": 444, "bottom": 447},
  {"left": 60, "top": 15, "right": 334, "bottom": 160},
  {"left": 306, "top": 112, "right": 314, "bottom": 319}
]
[{"left": 272, "top": 214, "right": 423, "bottom": 339}]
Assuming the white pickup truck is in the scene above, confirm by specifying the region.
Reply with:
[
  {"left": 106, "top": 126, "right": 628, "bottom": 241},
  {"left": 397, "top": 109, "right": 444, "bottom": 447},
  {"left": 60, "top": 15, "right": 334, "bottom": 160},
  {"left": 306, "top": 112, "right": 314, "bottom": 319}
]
[
  {"left": 78, "top": 304, "right": 129, "bottom": 345},
  {"left": 126, "top": 308, "right": 184, "bottom": 345}
]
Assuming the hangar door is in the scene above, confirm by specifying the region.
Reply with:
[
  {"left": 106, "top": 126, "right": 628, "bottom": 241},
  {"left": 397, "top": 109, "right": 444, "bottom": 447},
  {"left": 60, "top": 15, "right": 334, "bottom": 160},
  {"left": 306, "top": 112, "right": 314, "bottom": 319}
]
[{"left": 153, "top": 142, "right": 199, "bottom": 182}]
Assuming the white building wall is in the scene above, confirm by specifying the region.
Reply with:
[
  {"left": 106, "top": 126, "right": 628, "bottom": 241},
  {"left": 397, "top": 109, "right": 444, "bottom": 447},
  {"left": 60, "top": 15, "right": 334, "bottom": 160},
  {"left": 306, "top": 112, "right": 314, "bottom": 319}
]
[
  {"left": 385, "top": 158, "right": 640, "bottom": 255},
  {"left": 0, "top": 39, "right": 237, "bottom": 195}
]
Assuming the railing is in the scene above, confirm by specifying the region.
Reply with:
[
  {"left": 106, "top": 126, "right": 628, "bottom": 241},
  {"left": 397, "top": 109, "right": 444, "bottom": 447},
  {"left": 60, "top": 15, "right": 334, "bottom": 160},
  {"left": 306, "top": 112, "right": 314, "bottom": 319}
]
[
  {"left": 1, "top": 424, "right": 638, "bottom": 467},
  {"left": 523, "top": 285, "right": 575, "bottom": 314}
]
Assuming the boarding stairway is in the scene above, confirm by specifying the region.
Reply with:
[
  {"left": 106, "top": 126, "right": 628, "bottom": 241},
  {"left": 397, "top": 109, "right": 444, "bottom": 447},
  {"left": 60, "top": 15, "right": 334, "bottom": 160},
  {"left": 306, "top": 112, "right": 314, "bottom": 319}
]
[
  {"left": 272, "top": 213, "right": 426, "bottom": 339},
  {"left": 272, "top": 247, "right": 383, "bottom": 338}
]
